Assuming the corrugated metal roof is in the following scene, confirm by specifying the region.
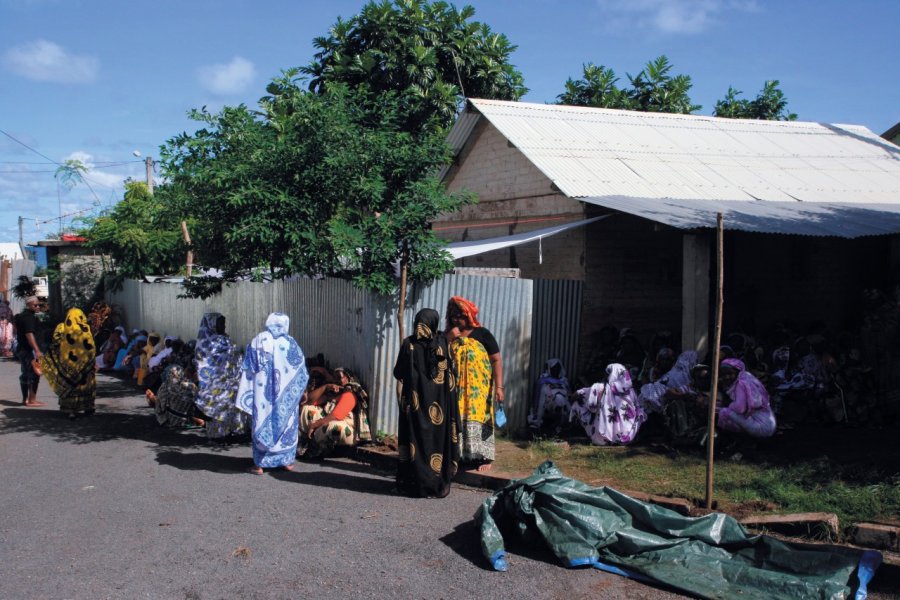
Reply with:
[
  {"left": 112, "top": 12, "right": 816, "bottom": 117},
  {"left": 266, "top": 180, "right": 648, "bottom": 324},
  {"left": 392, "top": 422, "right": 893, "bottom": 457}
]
[
  {"left": 447, "top": 99, "right": 900, "bottom": 236},
  {"left": 584, "top": 196, "right": 900, "bottom": 238}
]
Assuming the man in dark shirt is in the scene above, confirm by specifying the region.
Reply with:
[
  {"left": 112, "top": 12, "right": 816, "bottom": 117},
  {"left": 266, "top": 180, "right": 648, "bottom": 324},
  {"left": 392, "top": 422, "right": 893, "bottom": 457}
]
[{"left": 14, "top": 296, "right": 45, "bottom": 406}]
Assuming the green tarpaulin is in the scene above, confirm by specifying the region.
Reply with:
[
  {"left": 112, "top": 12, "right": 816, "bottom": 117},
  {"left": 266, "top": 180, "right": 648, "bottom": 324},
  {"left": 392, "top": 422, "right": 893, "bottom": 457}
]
[{"left": 476, "top": 461, "right": 867, "bottom": 600}]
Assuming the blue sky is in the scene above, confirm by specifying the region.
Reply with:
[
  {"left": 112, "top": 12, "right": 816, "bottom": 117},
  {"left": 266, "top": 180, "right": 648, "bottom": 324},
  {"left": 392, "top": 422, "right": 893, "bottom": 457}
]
[{"left": 1, "top": 0, "right": 898, "bottom": 244}]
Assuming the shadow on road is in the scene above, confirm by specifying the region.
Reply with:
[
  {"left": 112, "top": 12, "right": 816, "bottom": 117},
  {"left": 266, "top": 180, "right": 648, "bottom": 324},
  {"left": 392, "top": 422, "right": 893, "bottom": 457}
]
[
  {"left": 0, "top": 405, "right": 225, "bottom": 451},
  {"left": 155, "top": 449, "right": 249, "bottom": 473},
  {"left": 270, "top": 467, "right": 397, "bottom": 496},
  {"left": 439, "top": 521, "right": 493, "bottom": 570}
]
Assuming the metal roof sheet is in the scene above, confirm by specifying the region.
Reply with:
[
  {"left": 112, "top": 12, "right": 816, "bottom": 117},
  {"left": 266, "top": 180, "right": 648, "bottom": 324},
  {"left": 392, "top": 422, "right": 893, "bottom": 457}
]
[
  {"left": 444, "top": 99, "right": 900, "bottom": 237},
  {"left": 584, "top": 196, "right": 900, "bottom": 238}
]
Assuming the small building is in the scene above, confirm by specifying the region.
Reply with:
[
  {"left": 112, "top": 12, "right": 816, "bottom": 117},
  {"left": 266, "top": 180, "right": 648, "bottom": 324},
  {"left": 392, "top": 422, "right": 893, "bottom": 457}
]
[
  {"left": 438, "top": 99, "right": 900, "bottom": 382},
  {"left": 36, "top": 236, "right": 104, "bottom": 318}
]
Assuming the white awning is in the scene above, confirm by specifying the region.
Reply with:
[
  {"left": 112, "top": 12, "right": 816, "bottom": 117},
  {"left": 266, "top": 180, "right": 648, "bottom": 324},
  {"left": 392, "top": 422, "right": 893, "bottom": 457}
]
[{"left": 446, "top": 216, "right": 607, "bottom": 259}]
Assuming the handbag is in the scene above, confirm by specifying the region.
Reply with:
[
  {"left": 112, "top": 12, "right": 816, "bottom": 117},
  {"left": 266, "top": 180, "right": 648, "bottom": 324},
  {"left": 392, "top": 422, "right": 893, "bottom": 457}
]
[{"left": 31, "top": 358, "right": 42, "bottom": 376}]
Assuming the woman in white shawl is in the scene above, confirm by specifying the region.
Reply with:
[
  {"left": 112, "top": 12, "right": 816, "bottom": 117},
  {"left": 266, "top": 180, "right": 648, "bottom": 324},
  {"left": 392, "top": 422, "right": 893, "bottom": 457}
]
[
  {"left": 237, "top": 313, "right": 309, "bottom": 474},
  {"left": 571, "top": 363, "right": 645, "bottom": 445},
  {"left": 638, "top": 350, "right": 699, "bottom": 414}
]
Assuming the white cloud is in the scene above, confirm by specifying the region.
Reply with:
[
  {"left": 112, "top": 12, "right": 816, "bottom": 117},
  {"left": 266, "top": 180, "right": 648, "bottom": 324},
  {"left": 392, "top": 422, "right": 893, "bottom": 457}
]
[
  {"left": 3, "top": 39, "right": 98, "bottom": 83},
  {"left": 596, "top": 0, "right": 758, "bottom": 34},
  {"left": 196, "top": 56, "right": 256, "bottom": 95}
]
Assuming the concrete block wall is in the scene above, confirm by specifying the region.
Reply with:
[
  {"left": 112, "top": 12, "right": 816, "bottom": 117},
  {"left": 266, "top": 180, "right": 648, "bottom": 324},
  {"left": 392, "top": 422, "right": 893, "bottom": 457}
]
[{"left": 438, "top": 119, "right": 587, "bottom": 280}]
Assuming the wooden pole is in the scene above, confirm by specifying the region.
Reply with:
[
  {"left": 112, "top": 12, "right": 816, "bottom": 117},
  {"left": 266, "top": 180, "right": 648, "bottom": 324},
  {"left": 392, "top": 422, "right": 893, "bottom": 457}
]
[
  {"left": 705, "top": 212, "right": 725, "bottom": 510},
  {"left": 397, "top": 252, "right": 408, "bottom": 345},
  {"left": 180, "top": 221, "right": 193, "bottom": 278}
]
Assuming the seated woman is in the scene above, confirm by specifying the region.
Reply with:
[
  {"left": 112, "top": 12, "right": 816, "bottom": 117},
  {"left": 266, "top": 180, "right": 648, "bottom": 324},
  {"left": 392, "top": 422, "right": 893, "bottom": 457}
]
[
  {"left": 299, "top": 367, "right": 371, "bottom": 458},
  {"left": 95, "top": 325, "right": 127, "bottom": 371},
  {"left": 150, "top": 363, "right": 205, "bottom": 428},
  {"left": 117, "top": 330, "right": 147, "bottom": 373},
  {"left": 570, "top": 363, "right": 645, "bottom": 445},
  {"left": 527, "top": 358, "right": 571, "bottom": 437},
  {"left": 717, "top": 358, "right": 776, "bottom": 438},
  {"left": 639, "top": 350, "right": 698, "bottom": 414}
]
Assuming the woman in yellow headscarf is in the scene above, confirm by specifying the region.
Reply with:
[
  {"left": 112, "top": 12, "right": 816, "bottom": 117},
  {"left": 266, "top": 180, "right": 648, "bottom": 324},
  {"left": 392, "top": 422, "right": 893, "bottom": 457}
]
[{"left": 41, "top": 308, "right": 97, "bottom": 420}]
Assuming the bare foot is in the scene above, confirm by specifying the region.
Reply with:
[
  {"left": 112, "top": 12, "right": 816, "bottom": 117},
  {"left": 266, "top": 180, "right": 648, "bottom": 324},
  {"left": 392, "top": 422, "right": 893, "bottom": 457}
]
[
  {"left": 191, "top": 417, "right": 206, "bottom": 427},
  {"left": 248, "top": 466, "right": 264, "bottom": 475},
  {"left": 145, "top": 389, "right": 156, "bottom": 406},
  {"left": 24, "top": 400, "right": 46, "bottom": 407},
  {"left": 283, "top": 464, "right": 295, "bottom": 472},
  {"left": 476, "top": 462, "right": 493, "bottom": 472}
]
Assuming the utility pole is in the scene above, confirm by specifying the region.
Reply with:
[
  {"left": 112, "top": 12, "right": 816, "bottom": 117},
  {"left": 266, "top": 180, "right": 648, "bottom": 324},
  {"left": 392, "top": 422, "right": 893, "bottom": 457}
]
[
  {"left": 18, "top": 216, "right": 25, "bottom": 258},
  {"left": 145, "top": 156, "right": 154, "bottom": 194}
]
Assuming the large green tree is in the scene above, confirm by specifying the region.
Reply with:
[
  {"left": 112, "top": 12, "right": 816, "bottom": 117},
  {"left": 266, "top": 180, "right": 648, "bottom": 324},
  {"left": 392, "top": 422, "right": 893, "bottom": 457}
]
[
  {"left": 80, "top": 180, "right": 185, "bottom": 287},
  {"left": 158, "top": 74, "right": 473, "bottom": 299},
  {"left": 559, "top": 56, "right": 700, "bottom": 114},
  {"left": 714, "top": 80, "right": 797, "bottom": 121},
  {"left": 302, "top": 0, "right": 527, "bottom": 135}
]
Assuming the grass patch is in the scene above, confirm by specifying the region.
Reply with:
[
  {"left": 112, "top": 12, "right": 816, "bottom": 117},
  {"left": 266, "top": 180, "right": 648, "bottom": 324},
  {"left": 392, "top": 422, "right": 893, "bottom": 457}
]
[{"left": 496, "top": 439, "right": 900, "bottom": 534}]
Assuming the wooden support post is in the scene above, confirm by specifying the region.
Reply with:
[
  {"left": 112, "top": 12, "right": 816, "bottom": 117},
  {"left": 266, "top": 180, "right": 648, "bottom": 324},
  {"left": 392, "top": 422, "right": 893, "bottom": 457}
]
[
  {"left": 180, "top": 221, "right": 193, "bottom": 278},
  {"left": 705, "top": 213, "right": 725, "bottom": 510},
  {"left": 681, "top": 233, "right": 710, "bottom": 355}
]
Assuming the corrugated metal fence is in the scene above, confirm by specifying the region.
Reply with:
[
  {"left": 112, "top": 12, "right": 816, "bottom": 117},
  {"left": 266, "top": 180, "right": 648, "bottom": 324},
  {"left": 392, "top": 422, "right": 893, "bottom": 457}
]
[{"left": 109, "top": 275, "right": 580, "bottom": 435}]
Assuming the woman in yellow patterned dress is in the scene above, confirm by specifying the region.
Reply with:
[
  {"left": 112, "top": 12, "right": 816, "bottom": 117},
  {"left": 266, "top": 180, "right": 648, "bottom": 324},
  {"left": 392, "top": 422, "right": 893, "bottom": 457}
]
[
  {"left": 446, "top": 296, "right": 505, "bottom": 472},
  {"left": 41, "top": 307, "right": 97, "bottom": 420}
]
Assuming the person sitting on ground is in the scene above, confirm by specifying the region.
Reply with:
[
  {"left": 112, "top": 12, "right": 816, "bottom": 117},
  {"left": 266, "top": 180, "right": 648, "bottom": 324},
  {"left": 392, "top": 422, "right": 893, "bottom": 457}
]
[
  {"left": 717, "top": 358, "right": 776, "bottom": 438},
  {"left": 95, "top": 325, "right": 127, "bottom": 371},
  {"left": 142, "top": 335, "right": 179, "bottom": 392},
  {"left": 570, "top": 363, "right": 645, "bottom": 445},
  {"left": 639, "top": 350, "right": 699, "bottom": 415},
  {"left": 527, "top": 358, "right": 571, "bottom": 438},
  {"left": 115, "top": 329, "right": 145, "bottom": 372},
  {"left": 150, "top": 363, "right": 205, "bottom": 429},
  {"left": 299, "top": 366, "right": 371, "bottom": 458},
  {"left": 236, "top": 312, "right": 309, "bottom": 474}
]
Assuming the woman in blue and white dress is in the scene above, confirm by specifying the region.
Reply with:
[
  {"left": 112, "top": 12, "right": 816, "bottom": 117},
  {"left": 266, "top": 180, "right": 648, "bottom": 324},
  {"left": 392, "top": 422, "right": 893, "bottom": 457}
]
[{"left": 236, "top": 313, "right": 309, "bottom": 474}]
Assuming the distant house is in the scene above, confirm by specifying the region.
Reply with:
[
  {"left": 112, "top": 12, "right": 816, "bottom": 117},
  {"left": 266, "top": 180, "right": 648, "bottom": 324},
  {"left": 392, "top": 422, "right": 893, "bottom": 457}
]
[
  {"left": 438, "top": 99, "right": 900, "bottom": 375},
  {"left": 883, "top": 121, "right": 900, "bottom": 146},
  {"left": 36, "top": 237, "right": 103, "bottom": 317}
]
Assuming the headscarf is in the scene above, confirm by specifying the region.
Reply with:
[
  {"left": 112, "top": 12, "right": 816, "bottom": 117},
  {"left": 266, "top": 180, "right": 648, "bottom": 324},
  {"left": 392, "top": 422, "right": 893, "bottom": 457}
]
[
  {"left": 236, "top": 313, "right": 309, "bottom": 467},
  {"left": 41, "top": 308, "right": 96, "bottom": 404},
  {"left": 333, "top": 366, "right": 372, "bottom": 443},
  {"left": 414, "top": 308, "right": 443, "bottom": 379},
  {"left": 448, "top": 296, "right": 481, "bottom": 328},
  {"left": 721, "top": 358, "right": 769, "bottom": 413},
  {"left": 197, "top": 312, "right": 222, "bottom": 342}
]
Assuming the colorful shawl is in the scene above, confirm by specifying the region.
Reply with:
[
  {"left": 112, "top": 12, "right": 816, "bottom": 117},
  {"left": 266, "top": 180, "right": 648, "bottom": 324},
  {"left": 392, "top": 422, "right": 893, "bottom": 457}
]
[
  {"left": 572, "top": 363, "right": 645, "bottom": 445},
  {"left": 41, "top": 308, "right": 96, "bottom": 412},
  {"left": 721, "top": 358, "right": 770, "bottom": 414},
  {"left": 0, "top": 300, "right": 13, "bottom": 355},
  {"left": 393, "top": 308, "right": 461, "bottom": 497},
  {"left": 194, "top": 312, "right": 246, "bottom": 438},
  {"left": 236, "top": 313, "right": 309, "bottom": 468},
  {"left": 451, "top": 334, "right": 494, "bottom": 462}
]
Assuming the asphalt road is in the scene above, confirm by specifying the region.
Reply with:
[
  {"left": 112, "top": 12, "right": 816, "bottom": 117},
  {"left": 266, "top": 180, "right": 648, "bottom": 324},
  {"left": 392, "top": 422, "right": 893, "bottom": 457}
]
[{"left": 0, "top": 359, "right": 687, "bottom": 600}]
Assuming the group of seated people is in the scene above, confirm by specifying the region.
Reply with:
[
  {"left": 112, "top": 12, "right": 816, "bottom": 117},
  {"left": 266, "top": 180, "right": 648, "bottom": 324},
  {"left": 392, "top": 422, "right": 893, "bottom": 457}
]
[
  {"left": 526, "top": 320, "right": 869, "bottom": 448},
  {"left": 94, "top": 312, "right": 371, "bottom": 458}
]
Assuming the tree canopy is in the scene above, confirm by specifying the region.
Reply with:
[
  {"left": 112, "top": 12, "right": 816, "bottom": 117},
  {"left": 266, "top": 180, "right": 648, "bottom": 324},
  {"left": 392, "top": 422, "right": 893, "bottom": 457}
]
[
  {"left": 558, "top": 56, "right": 700, "bottom": 114},
  {"left": 559, "top": 56, "right": 795, "bottom": 120},
  {"left": 157, "top": 73, "right": 473, "bottom": 298},
  {"left": 302, "top": 0, "right": 527, "bottom": 135},
  {"left": 80, "top": 180, "right": 185, "bottom": 287},
  {"left": 713, "top": 80, "right": 797, "bottom": 121}
]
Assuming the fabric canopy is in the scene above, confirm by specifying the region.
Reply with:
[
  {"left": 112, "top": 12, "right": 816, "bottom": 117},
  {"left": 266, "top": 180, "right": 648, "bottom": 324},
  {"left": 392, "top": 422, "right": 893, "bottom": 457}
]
[{"left": 446, "top": 216, "right": 607, "bottom": 259}]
